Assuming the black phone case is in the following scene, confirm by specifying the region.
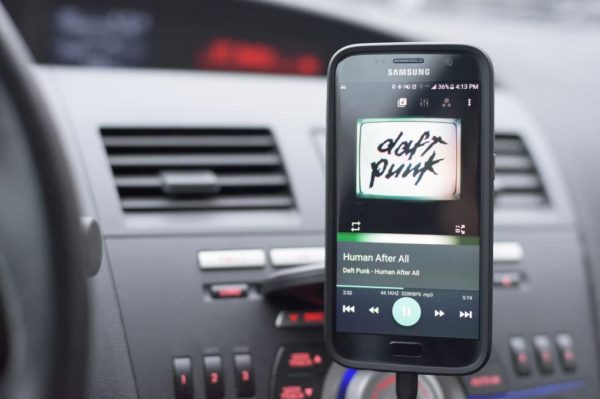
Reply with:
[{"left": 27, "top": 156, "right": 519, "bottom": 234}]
[{"left": 324, "top": 43, "right": 494, "bottom": 375}]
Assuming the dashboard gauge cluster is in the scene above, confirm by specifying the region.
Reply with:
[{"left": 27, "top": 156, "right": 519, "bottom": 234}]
[{"left": 3, "top": 0, "right": 398, "bottom": 75}]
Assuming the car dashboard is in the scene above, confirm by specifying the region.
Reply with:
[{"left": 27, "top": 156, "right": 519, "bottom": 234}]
[{"left": 9, "top": 0, "right": 600, "bottom": 398}]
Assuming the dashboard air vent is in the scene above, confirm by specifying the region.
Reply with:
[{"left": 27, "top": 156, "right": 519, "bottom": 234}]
[
  {"left": 101, "top": 128, "right": 294, "bottom": 212},
  {"left": 494, "top": 133, "right": 547, "bottom": 208}
]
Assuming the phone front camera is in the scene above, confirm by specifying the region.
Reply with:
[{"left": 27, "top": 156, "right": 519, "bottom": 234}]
[{"left": 445, "top": 57, "right": 455, "bottom": 67}]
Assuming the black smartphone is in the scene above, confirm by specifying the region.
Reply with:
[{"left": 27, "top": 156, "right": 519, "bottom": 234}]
[{"left": 325, "top": 43, "right": 494, "bottom": 374}]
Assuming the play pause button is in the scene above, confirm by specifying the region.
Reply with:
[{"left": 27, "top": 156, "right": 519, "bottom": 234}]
[{"left": 392, "top": 297, "right": 422, "bottom": 327}]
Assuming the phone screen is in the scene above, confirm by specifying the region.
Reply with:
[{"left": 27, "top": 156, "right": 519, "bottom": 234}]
[{"left": 334, "top": 53, "right": 484, "bottom": 342}]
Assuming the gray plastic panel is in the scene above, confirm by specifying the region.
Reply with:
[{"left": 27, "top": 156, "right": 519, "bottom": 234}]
[
  {"left": 34, "top": 68, "right": 140, "bottom": 399},
  {"left": 105, "top": 227, "right": 599, "bottom": 398},
  {"left": 105, "top": 233, "right": 327, "bottom": 399},
  {"left": 491, "top": 228, "right": 599, "bottom": 395}
]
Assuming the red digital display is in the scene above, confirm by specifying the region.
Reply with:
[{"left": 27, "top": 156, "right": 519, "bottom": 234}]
[{"left": 195, "top": 37, "right": 324, "bottom": 75}]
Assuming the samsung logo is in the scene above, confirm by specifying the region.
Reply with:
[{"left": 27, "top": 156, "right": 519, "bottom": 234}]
[{"left": 387, "top": 68, "right": 431, "bottom": 76}]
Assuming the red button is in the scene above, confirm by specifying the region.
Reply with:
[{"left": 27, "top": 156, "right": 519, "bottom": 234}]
[
  {"left": 564, "top": 349, "right": 575, "bottom": 362},
  {"left": 280, "top": 385, "right": 304, "bottom": 399},
  {"left": 241, "top": 370, "right": 250, "bottom": 382},
  {"left": 173, "top": 357, "right": 193, "bottom": 399},
  {"left": 532, "top": 335, "right": 555, "bottom": 374},
  {"left": 210, "top": 284, "right": 249, "bottom": 299},
  {"left": 203, "top": 355, "right": 225, "bottom": 398},
  {"left": 288, "top": 313, "right": 300, "bottom": 323},
  {"left": 518, "top": 352, "right": 528, "bottom": 364},
  {"left": 469, "top": 374, "right": 503, "bottom": 389},
  {"left": 288, "top": 352, "right": 313, "bottom": 368},
  {"left": 234, "top": 353, "right": 255, "bottom": 397},
  {"left": 273, "top": 375, "right": 323, "bottom": 399},
  {"left": 274, "top": 345, "right": 329, "bottom": 376},
  {"left": 509, "top": 337, "right": 532, "bottom": 376},
  {"left": 493, "top": 271, "right": 522, "bottom": 288},
  {"left": 278, "top": 385, "right": 316, "bottom": 399},
  {"left": 461, "top": 361, "right": 507, "bottom": 395},
  {"left": 501, "top": 275, "right": 513, "bottom": 288},
  {"left": 302, "top": 311, "right": 324, "bottom": 324},
  {"left": 276, "top": 311, "right": 324, "bottom": 328},
  {"left": 555, "top": 334, "right": 577, "bottom": 372}
]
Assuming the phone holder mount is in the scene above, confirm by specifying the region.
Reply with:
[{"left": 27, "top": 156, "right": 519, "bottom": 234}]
[
  {"left": 261, "top": 265, "right": 420, "bottom": 398},
  {"left": 396, "top": 372, "right": 418, "bottom": 399}
]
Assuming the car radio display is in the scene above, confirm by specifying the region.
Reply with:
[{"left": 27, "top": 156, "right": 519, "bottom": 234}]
[{"left": 335, "top": 80, "right": 481, "bottom": 339}]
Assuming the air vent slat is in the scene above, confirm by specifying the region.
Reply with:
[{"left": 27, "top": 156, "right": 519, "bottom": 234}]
[
  {"left": 108, "top": 153, "right": 281, "bottom": 168},
  {"left": 121, "top": 195, "right": 293, "bottom": 211},
  {"left": 115, "top": 176, "right": 160, "bottom": 188},
  {"left": 495, "top": 136, "right": 527, "bottom": 154},
  {"left": 102, "top": 128, "right": 293, "bottom": 212},
  {"left": 103, "top": 135, "right": 274, "bottom": 148},
  {"left": 495, "top": 174, "right": 542, "bottom": 192},
  {"left": 115, "top": 173, "right": 288, "bottom": 189},
  {"left": 495, "top": 193, "right": 546, "bottom": 208},
  {"left": 494, "top": 133, "right": 547, "bottom": 208},
  {"left": 494, "top": 154, "right": 533, "bottom": 171}
]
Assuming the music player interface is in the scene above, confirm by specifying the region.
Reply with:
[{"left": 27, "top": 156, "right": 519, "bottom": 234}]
[{"left": 335, "top": 79, "right": 481, "bottom": 339}]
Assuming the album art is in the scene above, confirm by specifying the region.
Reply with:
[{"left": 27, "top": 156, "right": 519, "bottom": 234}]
[{"left": 356, "top": 117, "right": 461, "bottom": 201}]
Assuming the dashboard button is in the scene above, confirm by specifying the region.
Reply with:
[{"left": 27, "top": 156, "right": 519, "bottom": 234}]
[
  {"left": 493, "top": 242, "right": 524, "bottom": 263},
  {"left": 532, "top": 335, "right": 555, "bottom": 374},
  {"left": 173, "top": 357, "right": 193, "bottom": 399},
  {"left": 275, "top": 310, "right": 324, "bottom": 328},
  {"left": 233, "top": 354, "right": 255, "bottom": 397},
  {"left": 462, "top": 360, "right": 507, "bottom": 395},
  {"left": 270, "top": 247, "right": 325, "bottom": 267},
  {"left": 210, "top": 283, "right": 249, "bottom": 299},
  {"left": 555, "top": 333, "right": 577, "bottom": 372},
  {"left": 273, "top": 344, "right": 330, "bottom": 375},
  {"left": 198, "top": 249, "right": 266, "bottom": 270},
  {"left": 273, "top": 375, "right": 322, "bottom": 399},
  {"left": 392, "top": 297, "right": 421, "bottom": 327},
  {"left": 509, "top": 337, "right": 531, "bottom": 376},
  {"left": 493, "top": 271, "right": 522, "bottom": 288},
  {"left": 203, "top": 355, "right": 225, "bottom": 398}
]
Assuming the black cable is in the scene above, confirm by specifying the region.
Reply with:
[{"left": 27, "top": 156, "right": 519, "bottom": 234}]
[{"left": 396, "top": 372, "right": 418, "bottom": 399}]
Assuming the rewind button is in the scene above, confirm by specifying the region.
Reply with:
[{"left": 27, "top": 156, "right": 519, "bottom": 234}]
[
  {"left": 342, "top": 305, "right": 355, "bottom": 314},
  {"left": 369, "top": 306, "right": 380, "bottom": 315}
]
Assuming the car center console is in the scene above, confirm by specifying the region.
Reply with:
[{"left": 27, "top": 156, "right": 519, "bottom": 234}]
[{"left": 35, "top": 67, "right": 600, "bottom": 399}]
